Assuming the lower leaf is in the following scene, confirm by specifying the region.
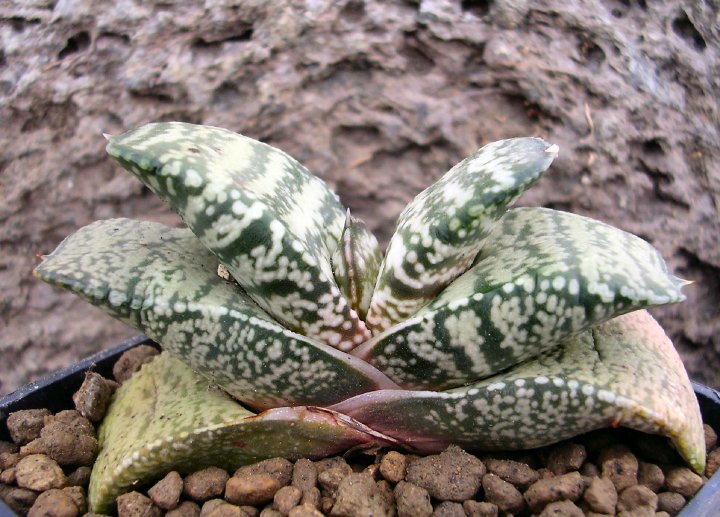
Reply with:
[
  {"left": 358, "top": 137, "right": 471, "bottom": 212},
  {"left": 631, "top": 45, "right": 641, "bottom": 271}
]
[
  {"left": 89, "top": 353, "right": 392, "bottom": 513},
  {"left": 335, "top": 310, "right": 705, "bottom": 474}
]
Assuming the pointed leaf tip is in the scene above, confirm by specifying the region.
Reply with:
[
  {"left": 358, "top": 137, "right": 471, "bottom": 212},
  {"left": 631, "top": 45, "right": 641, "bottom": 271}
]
[
  {"left": 545, "top": 143, "right": 559, "bottom": 154},
  {"left": 102, "top": 132, "right": 113, "bottom": 142}
]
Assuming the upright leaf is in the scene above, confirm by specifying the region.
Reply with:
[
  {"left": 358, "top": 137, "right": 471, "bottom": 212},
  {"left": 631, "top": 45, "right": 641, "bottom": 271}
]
[
  {"left": 332, "top": 210, "right": 382, "bottom": 320},
  {"left": 106, "top": 122, "right": 370, "bottom": 350},
  {"left": 336, "top": 311, "right": 705, "bottom": 474},
  {"left": 355, "top": 207, "right": 686, "bottom": 389},
  {"left": 366, "top": 138, "right": 558, "bottom": 332},
  {"left": 90, "top": 354, "right": 392, "bottom": 513},
  {"left": 34, "top": 219, "right": 398, "bottom": 410}
]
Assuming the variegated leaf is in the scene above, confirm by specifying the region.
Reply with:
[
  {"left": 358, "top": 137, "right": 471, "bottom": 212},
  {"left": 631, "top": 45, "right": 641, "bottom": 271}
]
[
  {"left": 106, "top": 122, "right": 370, "bottom": 350},
  {"left": 34, "top": 219, "right": 398, "bottom": 410},
  {"left": 89, "top": 353, "right": 392, "bottom": 513},
  {"left": 354, "top": 207, "right": 686, "bottom": 389},
  {"left": 332, "top": 210, "right": 382, "bottom": 320},
  {"left": 366, "top": 138, "right": 558, "bottom": 332},
  {"left": 336, "top": 310, "right": 705, "bottom": 474}
]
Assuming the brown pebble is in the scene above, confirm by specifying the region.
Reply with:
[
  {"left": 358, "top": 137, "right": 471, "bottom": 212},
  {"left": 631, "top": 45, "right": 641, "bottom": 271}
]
[
  {"left": 301, "top": 487, "right": 321, "bottom": 509},
  {"left": 704, "top": 424, "right": 717, "bottom": 451},
  {"left": 116, "top": 491, "right": 162, "bottom": 517},
  {"left": 167, "top": 500, "right": 201, "bottom": 517},
  {"left": 201, "top": 499, "right": 226, "bottom": 515},
  {"left": 273, "top": 485, "right": 302, "bottom": 515},
  {"left": 28, "top": 488, "right": 79, "bottom": 517},
  {"left": 524, "top": 471, "right": 585, "bottom": 512},
  {"left": 62, "top": 485, "right": 87, "bottom": 514},
  {"left": 185, "top": 467, "right": 229, "bottom": 502},
  {"left": 547, "top": 443, "right": 587, "bottom": 475},
  {"left": 39, "top": 418, "right": 98, "bottom": 466},
  {"left": 288, "top": 504, "right": 324, "bottom": 517},
  {"left": 0, "top": 442, "right": 18, "bottom": 454},
  {"left": 462, "top": 500, "right": 498, "bottom": 517},
  {"left": 706, "top": 448, "right": 720, "bottom": 478},
  {"left": 394, "top": 481, "right": 432, "bottom": 517},
  {"left": 320, "top": 496, "right": 335, "bottom": 514},
  {"left": 204, "top": 501, "right": 247, "bottom": 517},
  {"left": 0, "top": 484, "right": 39, "bottom": 514},
  {"left": 149, "top": 470, "right": 183, "bottom": 509},
  {"left": 242, "top": 506, "right": 259, "bottom": 517},
  {"left": 380, "top": 451, "right": 408, "bottom": 483},
  {"left": 537, "top": 467, "right": 555, "bottom": 479},
  {"left": 656, "top": 491, "right": 685, "bottom": 515},
  {"left": 330, "top": 473, "right": 390, "bottom": 517},
  {"left": 0, "top": 468, "right": 15, "bottom": 484},
  {"left": 583, "top": 476, "right": 617, "bottom": 514},
  {"left": 6, "top": 409, "right": 51, "bottom": 445},
  {"left": 19, "top": 438, "right": 45, "bottom": 457},
  {"left": 539, "top": 499, "right": 583, "bottom": 516},
  {"left": 15, "top": 454, "right": 67, "bottom": 491},
  {"left": 236, "top": 458, "right": 293, "bottom": 487},
  {"left": 581, "top": 462, "right": 600, "bottom": 477},
  {"left": 432, "top": 501, "right": 465, "bottom": 517},
  {"left": 292, "top": 459, "right": 317, "bottom": 491},
  {"left": 226, "top": 473, "right": 281, "bottom": 506},
  {"left": 318, "top": 466, "right": 351, "bottom": 496},
  {"left": 67, "top": 465, "right": 92, "bottom": 487},
  {"left": 664, "top": 467, "right": 703, "bottom": 497},
  {"left": 406, "top": 445, "right": 485, "bottom": 501},
  {"left": 481, "top": 473, "right": 524, "bottom": 514},
  {"left": 0, "top": 452, "right": 19, "bottom": 470},
  {"left": 637, "top": 461, "right": 664, "bottom": 492},
  {"left": 656, "top": 512, "right": 672, "bottom": 517},
  {"left": 73, "top": 371, "right": 113, "bottom": 422},
  {"left": 364, "top": 462, "right": 381, "bottom": 479},
  {"left": 44, "top": 410, "right": 95, "bottom": 437},
  {"left": 616, "top": 505, "right": 655, "bottom": 517},
  {"left": 598, "top": 444, "right": 638, "bottom": 492},
  {"left": 315, "top": 457, "right": 350, "bottom": 475},
  {"left": 617, "top": 484, "right": 658, "bottom": 512},
  {"left": 113, "top": 345, "right": 159, "bottom": 383},
  {"left": 483, "top": 457, "right": 538, "bottom": 489},
  {"left": 261, "top": 508, "right": 284, "bottom": 517}
]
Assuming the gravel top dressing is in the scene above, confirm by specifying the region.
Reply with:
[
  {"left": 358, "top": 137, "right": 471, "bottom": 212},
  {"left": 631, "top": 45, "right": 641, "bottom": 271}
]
[{"left": 1, "top": 346, "right": 718, "bottom": 517}]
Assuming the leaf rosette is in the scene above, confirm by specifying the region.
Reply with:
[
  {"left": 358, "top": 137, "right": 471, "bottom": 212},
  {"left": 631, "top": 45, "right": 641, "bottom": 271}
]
[{"left": 33, "top": 122, "right": 703, "bottom": 512}]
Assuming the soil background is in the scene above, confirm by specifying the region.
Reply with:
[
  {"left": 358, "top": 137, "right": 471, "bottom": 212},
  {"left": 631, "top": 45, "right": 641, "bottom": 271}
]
[{"left": 1, "top": 0, "right": 718, "bottom": 394}]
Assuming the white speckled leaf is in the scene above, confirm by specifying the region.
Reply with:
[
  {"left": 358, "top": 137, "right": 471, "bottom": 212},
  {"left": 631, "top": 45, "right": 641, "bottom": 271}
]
[
  {"left": 33, "top": 219, "right": 398, "bottom": 409},
  {"left": 335, "top": 310, "right": 705, "bottom": 474},
  {"left": 355, "top": 207, "right": 686, "bottom": 389},
  {"left": 89, "top": 353, "right": 391, "bottom": 513},
  {"left": 332, "top": 210, "right": 382, "bottom": 320},
  {"left": 106, "top": 122, "right": 370, "bottom": 350},
  {"left": 366, "top": 138, "right": 558, "bottom": 332}
]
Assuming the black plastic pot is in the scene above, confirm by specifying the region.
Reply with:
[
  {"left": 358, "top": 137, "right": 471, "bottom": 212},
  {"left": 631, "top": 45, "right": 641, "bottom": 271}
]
[{"left": 1, "top": 337, "right": 719, "bottom": 516}]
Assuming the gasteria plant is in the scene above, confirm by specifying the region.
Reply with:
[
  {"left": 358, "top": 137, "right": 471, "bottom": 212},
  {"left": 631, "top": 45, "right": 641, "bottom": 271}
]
[{"left": 34, "top": 122, "right": 704, "bottom": 512}]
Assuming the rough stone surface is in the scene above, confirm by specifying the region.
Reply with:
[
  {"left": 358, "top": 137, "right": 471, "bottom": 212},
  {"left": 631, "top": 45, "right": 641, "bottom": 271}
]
[
  {"left": 431, "top": 501, "right": 465, "bottom": 517},
  {"left": 538, "top": 500, "right": 584, "bottom": 517},
  {"left": 462, "top": 500, "right": 498, "bottom": 517},
  {"left": 704, "top": 423, "right": 718, "bottom": 451},
  {"left": 617, "top": 485, "right": 658, "bottom": 512},
  {"left": 394, "top": 481, "right": 432, "bottom": 517},
  {"left": 72, "top": 371, "right": 113, "bottom": 422},
  {"left": 406, "top": 445, "right": 485, "bottom": 501},
  {"left": 292, "top": 459, "right": 317, "bottom": 492},
  {"left": 62, "top": 485, "right": 87, "bottom": 514},
  {"left": 0, "top": 484, "right": 39, "bottom": 514},
  {"left": 184, "top": 467, "right": 229, "bottom": 502},
  {"left": 226, "top": 474, "right": 282, "bottom": 507},
  {"left": 112, "top": 345, "right": 160, "bottom": 384},
  {"left": 330, "top": 473, "right": 389, "bottom": 517},
  {"left": 14, "top": 453, "right": 66, "bottom": 491},
  {"left": 288, "top": 505, "right": 324, "bottom": 517},
  {"left": 148, "top": 470, "right": 184, "bottom": 510},
  {"left": 547, "top": 443, "right": 587, "bottom": 475},
  {"left": 273, "top": 485, "right": 302, "bottom": 515},
  {"left": 524, "top": 471, "right": 585, "bottom": 512},
  {"left": 6, "top": 409, "right": 50, "bottom": 445},
  {"left": 379, "top": 451, "right": 407, "bottom": 484},
  {"left": 236, "top": 458, "right": 293, "bottom": 488},
  {"left": 27, "top": 488, "right": 79, "bottom": 517},
  {"left": 637, "top": 461, "right": 664, "bottom": 492},
  {"left": 599, "top": 445, "right": 639, "bottom": 492},
  {"left": 1, "top": 0, "right": 719, "bottom": 395},
  {"left": 663, "top": 466, "right": 704, "bottom": 497},
  {"left": 583, "top": 476, "right": 617, "bottom": 514},
  {"left": 167, "top": 501, "right": 201, "bottom": 517},
  {"left": 481, "top": 473, "right": 525, "bottom": 514},
  {"left": 483, "top": 457, "right": 538, "bottom": 489},
  {"left": 706, "top": 448, "right": 720, "bottom": 477},
  {"left": 656, "top": 491, "right": 686, "bottom": 515},
  {"left": 116, "top": 491, "right": 162, "bottom": 517}
]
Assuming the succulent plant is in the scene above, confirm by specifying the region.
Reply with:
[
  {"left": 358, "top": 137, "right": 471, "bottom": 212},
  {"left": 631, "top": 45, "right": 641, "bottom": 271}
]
[{"left": 34, "top": 122, "right": 704, "bottom": 512}]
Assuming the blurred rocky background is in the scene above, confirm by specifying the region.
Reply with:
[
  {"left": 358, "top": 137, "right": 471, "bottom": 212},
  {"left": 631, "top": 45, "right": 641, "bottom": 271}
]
[{"left": 1, "top": 0, "right": 718, "bottom": 393}]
